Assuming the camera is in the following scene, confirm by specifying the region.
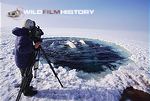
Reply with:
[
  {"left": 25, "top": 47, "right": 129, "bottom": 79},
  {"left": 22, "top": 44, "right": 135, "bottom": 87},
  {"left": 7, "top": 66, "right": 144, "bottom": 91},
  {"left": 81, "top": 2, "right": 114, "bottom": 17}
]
[{"left": 29, "top": 25, "right": 44, "bottom": 42}]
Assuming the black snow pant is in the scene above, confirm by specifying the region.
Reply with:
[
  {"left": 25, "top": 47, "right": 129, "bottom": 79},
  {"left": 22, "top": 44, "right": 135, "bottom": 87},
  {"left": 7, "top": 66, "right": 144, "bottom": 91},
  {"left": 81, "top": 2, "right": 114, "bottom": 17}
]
[
  {"left": 19, "top": 52, "right": 36, "bottom": 93},
  {"left": 19, "top": 67, "right": 33, "bottom": 91}
]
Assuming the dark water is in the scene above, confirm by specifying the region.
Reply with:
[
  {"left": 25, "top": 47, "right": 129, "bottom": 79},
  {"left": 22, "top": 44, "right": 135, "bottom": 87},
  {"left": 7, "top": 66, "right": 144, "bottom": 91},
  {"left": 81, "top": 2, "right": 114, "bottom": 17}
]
[{"left": 41, "top": 37, "right": 129, "bottom": 73}]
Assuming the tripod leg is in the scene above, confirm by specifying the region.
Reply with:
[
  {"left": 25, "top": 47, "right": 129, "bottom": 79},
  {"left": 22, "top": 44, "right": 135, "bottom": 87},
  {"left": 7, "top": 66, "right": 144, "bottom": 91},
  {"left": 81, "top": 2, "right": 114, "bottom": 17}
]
[{"left": 34, "top": 50, "right": 40, "bottom": 78}]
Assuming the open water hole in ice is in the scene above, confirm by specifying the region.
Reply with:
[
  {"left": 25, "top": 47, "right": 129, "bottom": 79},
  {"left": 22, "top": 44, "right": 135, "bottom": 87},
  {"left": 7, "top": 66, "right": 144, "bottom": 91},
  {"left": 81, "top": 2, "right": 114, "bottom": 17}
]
[{"left": 41, "top": 37, "right": 130, "bottom": 74}]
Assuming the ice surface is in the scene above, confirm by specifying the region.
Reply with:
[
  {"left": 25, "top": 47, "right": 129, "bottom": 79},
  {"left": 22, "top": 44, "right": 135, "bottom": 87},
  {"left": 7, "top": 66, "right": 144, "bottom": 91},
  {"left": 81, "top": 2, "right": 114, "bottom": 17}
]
[{"left": 0, "top": 27, "right": 149, "bottom": 101}]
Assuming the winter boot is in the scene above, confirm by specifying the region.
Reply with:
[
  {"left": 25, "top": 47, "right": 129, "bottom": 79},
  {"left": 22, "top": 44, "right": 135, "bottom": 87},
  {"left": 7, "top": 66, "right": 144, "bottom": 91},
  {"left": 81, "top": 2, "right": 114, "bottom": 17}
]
[{"left": 23, "top": 88, "right": 38, "bottom": 96}]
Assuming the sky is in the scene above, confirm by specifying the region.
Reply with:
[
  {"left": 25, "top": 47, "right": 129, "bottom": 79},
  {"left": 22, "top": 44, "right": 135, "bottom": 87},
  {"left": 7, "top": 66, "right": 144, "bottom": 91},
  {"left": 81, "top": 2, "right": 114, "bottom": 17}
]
[{"left": 1, "top": 0, "right": 149, "bottom": 32}]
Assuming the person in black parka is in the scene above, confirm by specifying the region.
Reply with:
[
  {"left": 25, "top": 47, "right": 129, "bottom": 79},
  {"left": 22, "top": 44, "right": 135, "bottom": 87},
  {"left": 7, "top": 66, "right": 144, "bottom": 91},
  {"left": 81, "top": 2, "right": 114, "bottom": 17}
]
[{"left": 12, "top": 19, "right": 43, "bottom": 96}]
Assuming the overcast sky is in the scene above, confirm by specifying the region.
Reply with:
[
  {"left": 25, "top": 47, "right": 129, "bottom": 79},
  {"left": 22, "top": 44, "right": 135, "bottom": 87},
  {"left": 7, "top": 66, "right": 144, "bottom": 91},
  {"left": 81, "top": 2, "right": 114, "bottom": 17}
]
[{"left": 1, "top": 0, "right": 149, "bottom": 32}]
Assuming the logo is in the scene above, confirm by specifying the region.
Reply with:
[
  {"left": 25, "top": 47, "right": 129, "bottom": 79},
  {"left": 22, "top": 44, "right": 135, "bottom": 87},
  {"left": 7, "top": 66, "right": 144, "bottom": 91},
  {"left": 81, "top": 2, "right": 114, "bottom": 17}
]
[
  {"left": 7, "top": 8, "right": 95, "bottom": 18},
  {"left": 7, "top": 9, "right": 22, "bottom": 18}
]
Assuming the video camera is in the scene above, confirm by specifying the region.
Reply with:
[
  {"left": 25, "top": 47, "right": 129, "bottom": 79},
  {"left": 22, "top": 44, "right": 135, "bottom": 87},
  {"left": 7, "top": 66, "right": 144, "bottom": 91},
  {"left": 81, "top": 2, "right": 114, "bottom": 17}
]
[{"left": 29, "top": 25, "right": 44, "bottom": 43}]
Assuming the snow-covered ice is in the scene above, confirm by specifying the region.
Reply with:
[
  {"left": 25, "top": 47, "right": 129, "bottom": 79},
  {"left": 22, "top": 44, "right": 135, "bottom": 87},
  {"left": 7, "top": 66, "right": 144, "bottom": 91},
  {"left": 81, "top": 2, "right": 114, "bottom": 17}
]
[
  {"left": 0, "top": 27, "right": 149, "bottom": 101},
  {"left": 0, "top": 2, "right": 149, "bottom": 101}
]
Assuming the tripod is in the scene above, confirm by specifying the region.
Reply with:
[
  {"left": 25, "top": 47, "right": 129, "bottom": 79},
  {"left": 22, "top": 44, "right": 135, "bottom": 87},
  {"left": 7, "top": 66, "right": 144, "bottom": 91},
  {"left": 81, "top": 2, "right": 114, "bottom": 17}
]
[
  {"left": 33, "top": 46, "right": 63, "bottom": 88},
  {"left": 16, "top": 46, "right": 63, "bottom": 101}
]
